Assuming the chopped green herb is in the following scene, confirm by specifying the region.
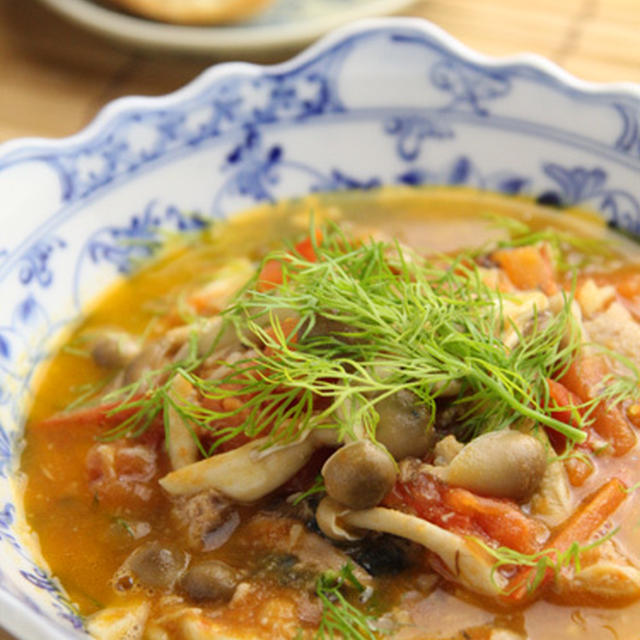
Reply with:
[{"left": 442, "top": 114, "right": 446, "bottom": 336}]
[
  {"left": 112, "top": 517, "right": 135, "bottom": 537},
  {"left": 315, "top": 564, "right": 381, "bottom": 640},
  {"left": 292, "top": 475, "right": 326, "bottom": 506},
  {"left": 99, "top": 221, "right": 639, "bottom": 454},
  {"left": 475, "top": 527, "right": 619, "bottom": 596}
]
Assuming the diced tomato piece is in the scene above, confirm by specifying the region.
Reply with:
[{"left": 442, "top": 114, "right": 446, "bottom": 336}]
[
  {"left": 492, "top": 244, "right": 558, "bottom": 295},
  {"left": 384, "top": 473, "right": 477, "bottom": 536},
  {"left": 86, "top": 441, "right": 158, "bottom": 507},
  {"left": 258, "top": 231, "right": 323, "bottom": 292},
  {"left": 294, "top": 228, "right": 323, "bottom": 262},
  {"left": 258, "top": 258, "right": 286, "bottom": 291},
  {"left": 383, "top": 472, "right": 547, "bottom": 554},
  {"left": 544, "top": 378, "right": 594, "bottom": 485},
  {"left": 546, "top": 378, "right": 583, "bottom": 429}
]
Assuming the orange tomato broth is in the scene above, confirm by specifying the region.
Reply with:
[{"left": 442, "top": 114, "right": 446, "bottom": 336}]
[{"left": 19, "top": 187, "right": 640, "bottom": 639}]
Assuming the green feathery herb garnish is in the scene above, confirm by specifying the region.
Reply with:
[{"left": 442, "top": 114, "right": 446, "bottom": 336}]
[
  {"left": 292, "top": 475, "right": 326, "bottom": 506},
  {"left": 315, "top": 564, "right": 381, "bottom": 640},
  {"left": 112, "top": 517, "right": 135, "bottom": 537},
  {"left": 65, "top": 377, "right": 115, "bottom": 413},
  {"left": 99, "top": 222, "right": 604, "bottom": 450},
  {"left": 475, "top": 526, "right": 620, "bottom": 596}
]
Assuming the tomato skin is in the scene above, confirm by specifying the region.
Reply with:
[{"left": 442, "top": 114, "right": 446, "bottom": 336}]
[
  {"left": 257, "top": 259, "right": 285, "bottom": 291},
  {"left": 258, "top": 231, "right": 323, "bottom": 292},
  {"left": 383, "top": 472, "right": 548, "bottom": 554},
  {"left": 491, "top": 244, "right": 558, "bottom": 295},
  {"left": 384, "top": 472, "right": 478, "bottom": 535}
]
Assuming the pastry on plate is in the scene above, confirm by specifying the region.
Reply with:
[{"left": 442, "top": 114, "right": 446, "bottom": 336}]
[{"left": 106, "top": 0, "right": 275, "bottom": 24}]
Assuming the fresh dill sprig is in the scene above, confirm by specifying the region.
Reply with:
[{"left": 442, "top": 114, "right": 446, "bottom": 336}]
[
  {"left": 97, "top": 219, "right": 640, "bottom": 452},
  {"left": 315, "top": 564, "right": 380, "bottom": 640},
  {"left": 98, "top": 224, "right": 594, "bottom": 449},
  {"left": 292, "top": 475, "right": 326, "bottom": 506},
  {"left": 476, "top": 527, "right": 620, "bottom": 596},
  {"left": 190, "top": 229, "right": 587, "bottom": 446},
  {"left": 112, "top": 517, "right": 135, "bottom": 537},
  {"left": 65, "top": 377, "right": 115, "bottom": 413}
]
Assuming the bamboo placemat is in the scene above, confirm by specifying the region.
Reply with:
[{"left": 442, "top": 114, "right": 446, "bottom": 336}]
[{"left": 0, "top": 0, "right": 639, "bottom": 638}]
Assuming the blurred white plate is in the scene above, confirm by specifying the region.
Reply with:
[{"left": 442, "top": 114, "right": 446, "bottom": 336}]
[{"left": 38, "top": 0, "right": 418, "bottom": 55}]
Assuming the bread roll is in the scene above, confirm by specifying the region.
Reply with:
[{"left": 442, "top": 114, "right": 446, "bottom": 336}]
[{"left": 107, "top": 0, "right": 274, "bottom": 25}]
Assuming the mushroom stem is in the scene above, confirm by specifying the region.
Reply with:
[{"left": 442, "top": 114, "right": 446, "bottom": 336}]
[
  {"left": 342, "top": 506, "right": 506, "bottom": 597},
  {"left": 166, "top": 376, "right": 199, "bottom": 470},
  {"left": 160, "top": 436, "right": 315, "bottom": 502}
]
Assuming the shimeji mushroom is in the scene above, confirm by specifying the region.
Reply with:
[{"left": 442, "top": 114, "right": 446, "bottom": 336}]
[
  {"left": 429, "top": 430, "right": 547, "bottom": 502},
  {"left": 374, "top": 389, "right": 434, "bottom": 460},
  {"left": 180, "top": 560, "right": 240, "bottom": 602},
  {"left": 321, "top": 439, "right": 397, "bottom": 510},
  {"left": 90, "top": 330, "right": 141, "bottom": 370},
  {"left": 529, "top": 455, "right": 574, "bottom": 527},
  {"left": 316, "top": 497, "right": 506, "bottom": 597},
  {"left": 113, "top": 541, "right": 190, "bottom": 592},
  {"left": 160, "top": 435, "right": 316, "bottom": 502},
  {"left": 166, "top": 375, "right": 199, "bottom": 470}
]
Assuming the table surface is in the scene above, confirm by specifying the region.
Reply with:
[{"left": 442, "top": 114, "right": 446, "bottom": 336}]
[
  {"left": 1, "top": 0, "right": 640, "bottom": 145},
  {"left": 0, "top": 0, "right": 639, "bottom": 638}
]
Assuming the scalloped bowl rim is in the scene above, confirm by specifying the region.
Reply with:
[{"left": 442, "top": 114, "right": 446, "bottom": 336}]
[
  {"left": 2, "top": 15, "right": 640, "bottom": 640},
  {"left": 2, "top": 17, "right": 640, "bottom": 165}
]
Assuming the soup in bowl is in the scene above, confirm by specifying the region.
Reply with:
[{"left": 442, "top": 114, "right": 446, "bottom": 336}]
[{"left": 1, "top": 17, "right": 640, "bottom": 640}]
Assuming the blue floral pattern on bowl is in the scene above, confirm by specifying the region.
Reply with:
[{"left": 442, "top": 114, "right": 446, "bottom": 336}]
[{"left": 0, "top": 17, "right": 640, "bottom": 640}]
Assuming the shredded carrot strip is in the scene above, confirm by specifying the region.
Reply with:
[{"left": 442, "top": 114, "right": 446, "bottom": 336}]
[
  {"left": 505, "top": 478, "right": 628, "bottom": 603},
  {"left": 444, "top": 488, "right": 547, "bottom": 555},
  {"left": 551, "top": 478, "right": 627, "bottom": 548},
  {"left": 545, "top": 378, "right": 594, "bottom": 486},
  {"left": 559, "top": 356, "right": 637, "bottom": 456}
]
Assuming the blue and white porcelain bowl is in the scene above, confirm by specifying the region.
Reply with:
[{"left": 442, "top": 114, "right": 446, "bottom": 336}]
[{"left": 1, "top": 17, "right": 640, "bottom": 640}]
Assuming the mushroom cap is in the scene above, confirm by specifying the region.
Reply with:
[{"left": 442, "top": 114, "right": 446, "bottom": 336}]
[
  {"left": 180, "top": 561, "right": 239, "bottom": 602},
  {"left": 322, "top": 439, "right": 397, "bottom": 510},
  {"left": 374, "top": 389, "right": 434, "bottom": 460},
  {"left": 444, "top": 430, "right": 547, "bottom": 502}
]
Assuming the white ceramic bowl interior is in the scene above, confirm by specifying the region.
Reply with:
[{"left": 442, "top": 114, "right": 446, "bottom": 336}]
[{"left": 1, "top": 17, "right": 640, "bottom": 640}]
